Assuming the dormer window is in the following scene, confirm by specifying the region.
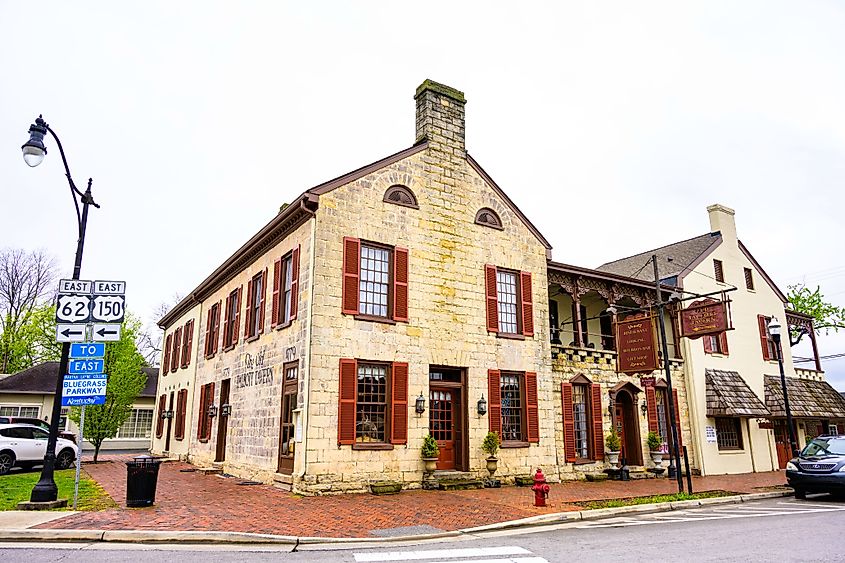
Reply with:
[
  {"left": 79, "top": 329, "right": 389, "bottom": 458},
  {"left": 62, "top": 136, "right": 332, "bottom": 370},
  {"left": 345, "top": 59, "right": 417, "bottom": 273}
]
[
  {"left": 383, "top": 185, "right": 418, "bottom": 209},
  {"left": 475, "top": 208, "right": 503, "bottom": 230}
]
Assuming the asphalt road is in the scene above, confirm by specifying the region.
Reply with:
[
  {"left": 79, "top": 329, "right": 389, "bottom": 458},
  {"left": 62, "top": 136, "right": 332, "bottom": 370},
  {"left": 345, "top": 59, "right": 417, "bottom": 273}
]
[{"left": 2, "top": 496, "right": 844, "bottom": 562}]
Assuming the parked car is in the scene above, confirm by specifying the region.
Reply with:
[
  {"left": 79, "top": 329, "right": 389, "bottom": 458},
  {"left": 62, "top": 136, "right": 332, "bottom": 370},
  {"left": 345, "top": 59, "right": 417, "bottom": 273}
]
[
  {"left": 0, "top": 416, "right": 76, "bottom": 443},
  {"left": 0, "top": 423, "right": 77, "bottom": 475},
  {"left": 785, "top": 435, "right": 845, "bottom": 499}
]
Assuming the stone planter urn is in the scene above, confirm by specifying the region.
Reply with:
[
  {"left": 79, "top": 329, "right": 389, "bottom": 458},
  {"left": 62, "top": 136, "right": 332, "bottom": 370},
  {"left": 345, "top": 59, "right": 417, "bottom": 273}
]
[
  {"left": 486, "top": 456, "right": 499, "bottom": 477},
  {"left": 606, "top": 451, "right": 620, "bottom": 465},
  {"left": 422, "top": 457, "right": 438, "bottom": 473},
  {"left": 650, "top": 451, "right": 665, "bottom": 467}
]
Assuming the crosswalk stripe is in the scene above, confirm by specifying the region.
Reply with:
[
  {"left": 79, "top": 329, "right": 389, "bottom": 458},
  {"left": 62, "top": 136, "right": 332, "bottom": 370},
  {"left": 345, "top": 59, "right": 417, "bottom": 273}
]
[
  {"left": 354, "top": 546, "right": 531, "bottom": 562},
  {"left": 427, "top": 558, "right": 547, "bottom": 563}
]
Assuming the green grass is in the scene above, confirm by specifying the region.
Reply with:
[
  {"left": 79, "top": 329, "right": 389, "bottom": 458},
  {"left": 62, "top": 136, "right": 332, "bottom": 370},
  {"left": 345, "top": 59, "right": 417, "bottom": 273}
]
[
  {"left": 0, "top": 469, "right": 117, "bottom": 511},
  {"left": 575, "top": 490, "right": 736, "bottom": 510}
]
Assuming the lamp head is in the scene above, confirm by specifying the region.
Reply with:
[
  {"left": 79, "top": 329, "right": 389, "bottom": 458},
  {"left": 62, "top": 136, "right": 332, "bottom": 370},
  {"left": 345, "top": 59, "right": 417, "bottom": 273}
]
[
  {"left": 415, "top": 393, "right": 426, "bottom": 415},
  {"left": 767, "top": 316, "right": 782, "bottom": 338},
  {"left": 22, "top": 116, "right": 48, "bottom": 167},
  {"left": 477, "top": 394, "right": 488, "bottom": 416}
]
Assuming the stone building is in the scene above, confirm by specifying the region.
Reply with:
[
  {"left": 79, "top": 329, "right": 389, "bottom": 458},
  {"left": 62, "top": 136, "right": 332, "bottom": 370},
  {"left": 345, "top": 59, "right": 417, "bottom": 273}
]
[
  {"left": 599, "top": 204, "right": 841, "bottom": 475},
  {"left": 153, "top": 80, "right": 693, "bottom": 493}
]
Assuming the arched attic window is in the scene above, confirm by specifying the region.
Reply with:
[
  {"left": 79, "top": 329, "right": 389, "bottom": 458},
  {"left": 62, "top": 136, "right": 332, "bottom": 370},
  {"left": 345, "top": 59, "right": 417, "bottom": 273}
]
[
  {"left": 475, "top": 207, "right": 503, "bottom": 230},
  {"left": 383, "top": 185, "right": 418, "bottom": 209}
]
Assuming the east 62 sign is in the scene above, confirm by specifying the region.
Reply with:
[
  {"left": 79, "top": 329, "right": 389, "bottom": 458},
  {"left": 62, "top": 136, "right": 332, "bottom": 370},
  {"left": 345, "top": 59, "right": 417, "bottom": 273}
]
[{"left": 56, "top": 295, "right": 125, "bottom": 324}]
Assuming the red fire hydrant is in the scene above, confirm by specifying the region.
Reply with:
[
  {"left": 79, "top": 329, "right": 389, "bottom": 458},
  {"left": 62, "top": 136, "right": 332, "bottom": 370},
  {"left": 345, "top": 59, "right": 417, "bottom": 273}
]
[{"left": 531, "top": 468, "right": 550, "bottom": 507}]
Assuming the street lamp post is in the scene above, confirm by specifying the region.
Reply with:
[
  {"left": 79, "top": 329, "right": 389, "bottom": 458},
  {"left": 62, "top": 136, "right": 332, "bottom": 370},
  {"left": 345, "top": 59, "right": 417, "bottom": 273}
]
[
  {"left": 768, "top": 317, "right": 799, "bottom": 458},
  {"left": 21, "top": 115, "right": 99, "bottom": 503}
]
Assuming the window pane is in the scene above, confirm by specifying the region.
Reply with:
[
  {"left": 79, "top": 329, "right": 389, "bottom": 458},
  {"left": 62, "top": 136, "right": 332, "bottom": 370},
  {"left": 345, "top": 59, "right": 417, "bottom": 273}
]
[
  {"left": 501, "top": 373, "right": 524, "bottom": 441},
  {"left": 497, "top": 271, "right": 519, "bottom": 334},
  {"left": 716, "top": 417, "right": 741, "bottom": 450},
  {"left": 573, "top": 385, "right": 589, "bottom": 458},
  {"left": 283, "top": 256, "right": 293, "bottom": 323},
  {"left": 359, "top": 246, "right": 390, "bottom": 317},
  {"left": 356, "top": 364, "right": 387, "bottom": 443},
  {"left": 117, "top": 409, "right": 154, "bottom": 439}
]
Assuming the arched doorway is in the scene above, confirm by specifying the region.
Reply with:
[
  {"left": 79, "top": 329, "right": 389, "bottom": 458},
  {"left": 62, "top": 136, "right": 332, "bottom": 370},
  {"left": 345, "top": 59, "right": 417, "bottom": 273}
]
[{"left": 612, "top": 384, "right": 643, "bottom": 466}]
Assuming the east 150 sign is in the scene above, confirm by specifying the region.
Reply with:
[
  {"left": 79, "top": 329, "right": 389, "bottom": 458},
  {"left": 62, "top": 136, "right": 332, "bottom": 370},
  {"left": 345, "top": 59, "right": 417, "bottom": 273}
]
[
  {"left": 679, "top": 299, "right": 731, "bottom": 339},
  {"left": 616, "top": 313, "right": 659, "bottom": 375}
]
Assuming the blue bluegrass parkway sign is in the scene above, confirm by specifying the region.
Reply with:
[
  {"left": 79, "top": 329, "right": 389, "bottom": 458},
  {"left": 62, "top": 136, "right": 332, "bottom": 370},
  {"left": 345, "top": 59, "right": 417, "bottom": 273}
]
[{"left": 61, "top": 373, "right": 108, "bottom": 406}]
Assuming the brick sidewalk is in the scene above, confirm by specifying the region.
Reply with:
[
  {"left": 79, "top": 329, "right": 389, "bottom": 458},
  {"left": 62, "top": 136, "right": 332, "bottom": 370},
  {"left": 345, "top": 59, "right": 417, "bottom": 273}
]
[{"left": 37, "top": 455, "right": 787, "bottom": 538}]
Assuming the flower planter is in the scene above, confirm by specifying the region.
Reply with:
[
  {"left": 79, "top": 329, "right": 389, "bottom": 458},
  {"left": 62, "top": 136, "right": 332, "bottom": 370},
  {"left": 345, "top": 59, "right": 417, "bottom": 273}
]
[
  {"left": 606, "top": 451, "right": 620, "bottom": 465},
  {"left": 486, "top": 456, "right": 498, "bottom": 477},
  {"left": 422, "top": 457, "right": 438, "bottom": 473},
  {"left": 650, "top": 451, "right": 665, "bottom": 466}
]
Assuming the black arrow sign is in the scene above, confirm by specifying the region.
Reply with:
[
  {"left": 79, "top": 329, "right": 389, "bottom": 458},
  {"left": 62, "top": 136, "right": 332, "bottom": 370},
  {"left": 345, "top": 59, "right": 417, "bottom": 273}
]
[
  {"left": 96, "top": 327, "right": 118, "bottom": 337},
  {"left": 61, "top": 328, "right": 83, "bottom": 337}
]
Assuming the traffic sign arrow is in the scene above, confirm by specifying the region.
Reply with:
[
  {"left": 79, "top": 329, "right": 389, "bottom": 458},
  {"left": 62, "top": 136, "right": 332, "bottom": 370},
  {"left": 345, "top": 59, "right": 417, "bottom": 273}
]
[
  {"left": 56, "top": 324, "right": 87, "bottom": 343},
  {"left": 96, "top": 327, "right": 118, "bottom": 337},
  {"left": 91, "top": 323, "right": 121, "bottom": 342}
]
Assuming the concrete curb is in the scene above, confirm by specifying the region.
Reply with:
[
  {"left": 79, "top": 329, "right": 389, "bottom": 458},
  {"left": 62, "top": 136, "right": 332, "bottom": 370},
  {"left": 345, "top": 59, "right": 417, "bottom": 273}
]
[{"left": 0, "top": 490, "right": 792, "bottom": 546}]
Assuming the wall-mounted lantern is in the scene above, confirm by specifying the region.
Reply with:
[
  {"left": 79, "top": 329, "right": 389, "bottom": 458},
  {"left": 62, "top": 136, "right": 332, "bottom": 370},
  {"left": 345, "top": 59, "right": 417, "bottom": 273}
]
[
  {"left": 477, "top": 394, "right": 488, "bottom": 416},
  {"left": 221, "top": 404, "right": 232, "bottom": 417},
  {"left": 207, "top": 404, "right": 218, "bottom": 418},
  {"left": 641, "top": 400, "right": 648, "bottom": 417},
  {"left": 415, "top": 393, "right": 426, "bottom": 416}
]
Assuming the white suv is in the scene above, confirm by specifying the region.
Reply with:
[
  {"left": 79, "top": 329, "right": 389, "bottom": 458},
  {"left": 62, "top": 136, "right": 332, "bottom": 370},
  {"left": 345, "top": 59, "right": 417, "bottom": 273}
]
[{"left": 0, "top": 423, "right": 76, "bottom": 475}]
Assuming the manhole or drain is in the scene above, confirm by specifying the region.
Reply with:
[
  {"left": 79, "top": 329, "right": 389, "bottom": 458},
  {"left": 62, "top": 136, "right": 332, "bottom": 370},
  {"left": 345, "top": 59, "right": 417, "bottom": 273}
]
[{"left": 237, "top": 480, "right": 262, "bottom": 486}]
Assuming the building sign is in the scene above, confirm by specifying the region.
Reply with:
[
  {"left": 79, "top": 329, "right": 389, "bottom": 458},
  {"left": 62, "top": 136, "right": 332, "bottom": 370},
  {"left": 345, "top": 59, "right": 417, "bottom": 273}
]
[
  {"left": 679, "top": 299, "right": 730, "bottom": 339},
  {"left": 235, "top": 350, "right": 274, "bottom": 389},
  {"left": 705, "top": 425, "right": 717, "bottom": 443},
  {"left": 616, "top": 313, "right": 659, "bottom": 375}
]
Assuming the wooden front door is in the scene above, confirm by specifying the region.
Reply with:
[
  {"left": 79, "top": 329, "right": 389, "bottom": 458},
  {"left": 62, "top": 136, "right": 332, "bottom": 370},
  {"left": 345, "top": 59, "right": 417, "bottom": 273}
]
[
  {"left": 215, "top": 378, "right": 231, "bottom": 462},
  {"left": 277, "top": 368, "right": 298, "bottom": 475},
  {"left": 429, "top": 366, "right": 466, "bottom": 472},
  {"left": 614, "top": 390, "right": 642, "bottom": 466},
  {"left": 165, "top": 391, "right": 174, "bottom": 452},
  {"left": 774, "top": 419, "right": 792, "bottom": 469}
]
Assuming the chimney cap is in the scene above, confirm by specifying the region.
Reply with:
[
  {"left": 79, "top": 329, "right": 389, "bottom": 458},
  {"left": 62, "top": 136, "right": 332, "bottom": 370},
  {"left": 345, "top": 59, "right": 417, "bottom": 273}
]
[
  {"left": 414, "top": 79, "right": 466, "bottom": 104},
  {"left": 706, "top": 203, "right": 735, "bottom": 216}
]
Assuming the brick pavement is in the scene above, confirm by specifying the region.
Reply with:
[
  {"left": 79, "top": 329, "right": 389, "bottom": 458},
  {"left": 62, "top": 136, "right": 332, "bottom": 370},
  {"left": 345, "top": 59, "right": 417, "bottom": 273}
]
[{"left": 37, "top": 455, "right": 787, "bottom": 538}]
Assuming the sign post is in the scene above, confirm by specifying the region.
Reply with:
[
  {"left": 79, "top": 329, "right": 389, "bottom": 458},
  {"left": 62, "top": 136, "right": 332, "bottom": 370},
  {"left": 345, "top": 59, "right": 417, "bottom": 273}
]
[{"left": 73, "top": 406, "right": 85, "bottom": 510}]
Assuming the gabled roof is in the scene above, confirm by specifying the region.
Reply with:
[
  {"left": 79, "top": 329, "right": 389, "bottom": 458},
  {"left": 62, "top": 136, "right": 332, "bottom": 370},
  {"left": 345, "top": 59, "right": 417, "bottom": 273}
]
[
  {"left": 765, "top": 376, "right": 845, "bottom": 418},
  {"left": 597, "top": 233, "right": 721, "bottom": 283},
  {"left": 705, "top": 369, "right": 770, "bottom": 417},
  {"left": 0, "top": 363, "right": 158, "bottom": 398}
]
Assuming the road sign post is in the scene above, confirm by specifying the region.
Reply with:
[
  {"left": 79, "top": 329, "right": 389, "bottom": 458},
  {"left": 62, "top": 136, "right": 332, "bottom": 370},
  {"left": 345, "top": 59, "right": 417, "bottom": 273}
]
[{"left": 73, "top": 405, "right": 85, "bottom": 510}]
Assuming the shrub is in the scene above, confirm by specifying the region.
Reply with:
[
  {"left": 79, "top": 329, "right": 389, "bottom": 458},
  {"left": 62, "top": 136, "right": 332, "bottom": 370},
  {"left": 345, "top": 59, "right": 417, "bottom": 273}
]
[
  {"left": 421, "top": 434, "right": 440, "bottom": 458},
  {"left": 481, "top": 431, "right": 500, "bottom": 457},
  {"left": 605, "top": 427, "right": 621, "bottom": 452},
  {"left": 647, "top": 431, "right": 663, "bottom": 451}
]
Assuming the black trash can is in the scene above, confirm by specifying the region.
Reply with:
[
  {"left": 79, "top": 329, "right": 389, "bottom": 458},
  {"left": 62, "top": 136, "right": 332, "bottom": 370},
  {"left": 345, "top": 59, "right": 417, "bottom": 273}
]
[{"left": 125, "top": 455, "right": 162, "bottom": 507}]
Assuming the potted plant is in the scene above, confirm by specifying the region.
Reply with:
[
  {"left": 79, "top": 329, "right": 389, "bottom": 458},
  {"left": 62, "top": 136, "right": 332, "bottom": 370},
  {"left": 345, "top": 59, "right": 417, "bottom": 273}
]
[
  {"left": 421, "top": 434, "right": 440, "bottom": 473},
  {"left": 605, "top": 427, "right": 621, "bottom": 465},
  {"left": 647, "top": 431, "right": 665, "bottom": 466},
  {"left": 481, "top": 431, "right": 501, "bottom": 476}
]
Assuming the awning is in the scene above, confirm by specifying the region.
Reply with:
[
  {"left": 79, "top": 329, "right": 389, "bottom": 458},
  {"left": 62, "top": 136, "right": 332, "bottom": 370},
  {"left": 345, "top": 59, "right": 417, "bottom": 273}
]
[
  {"left": 705, "top": 369, "right": 770, "bottom": 417},
  {"left": 764, "top": 376, "right": 845, "bottom": 418}
]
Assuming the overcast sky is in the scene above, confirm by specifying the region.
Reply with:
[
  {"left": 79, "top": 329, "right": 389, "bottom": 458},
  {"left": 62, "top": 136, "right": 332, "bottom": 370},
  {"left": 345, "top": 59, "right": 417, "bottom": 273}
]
[{"left": 1, "top": 2, "right": 843, "bottom": 388}]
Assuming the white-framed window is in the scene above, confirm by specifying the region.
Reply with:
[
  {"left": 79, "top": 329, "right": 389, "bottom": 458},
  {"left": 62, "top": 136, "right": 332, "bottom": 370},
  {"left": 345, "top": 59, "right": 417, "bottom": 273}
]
[
  {"left": 116, "top": 409, "right": 154, "bottom": 439},
  {"left": 0, "top": 405, "right": 40, "bottom": 418},
  {"left": 496, "top": 270, "right": 519, "bottom": 334}
]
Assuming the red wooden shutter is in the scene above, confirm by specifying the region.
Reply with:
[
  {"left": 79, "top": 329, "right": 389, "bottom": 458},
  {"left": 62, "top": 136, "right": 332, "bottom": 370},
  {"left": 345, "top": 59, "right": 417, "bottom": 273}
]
[
  {"left": 223, "top": 293, "right": 232, "bottom": 346},
  {"left": 338, "top": 359, "right": 357, "bottom": 445},
  {"left": 393, "top": 247, "right": 409, "bottom": 322},
  {"left": 703, "top": 334, "right": 713, "bottom": 354},
  {"left": 520, "top": 271, "right": 534, "bottom": 336},
  {"left": 244, "top": 278, "right": 254, "bottom": 338},
  {"left": 758, "top": 315, "right": 771, "bottom": 360},
  {"left": 561, "top": 382, "right": 576, "bottom": 462},
  {"left": 204, "top": 309, "right": 213, "bottom": 357},
  {"left": 342, "top": 237, "right": 360, "bottom": 315},
  {"left": 719, "top": 331, "right": 729, "bottom": 355},
  {"left": 673, "top": 389, "right": 683, "bottom": 448},
  {"left": 184, "top": 320, "right": 193, "bottom": 367},
  {"left": 272, "top": 258, "right": 281, "bottom": 327},
  {"left": 175, "top": 389, "right": 186, "bottom": 440},
  {"left": 390, "top": 362, "right": 408, "bottom": 444},
  {"left": 156, "top": 394, "right": 166, "bottom": 438},
  {"left": 163, "top": 334, "right": 172, "bottom": 375},
  {"left": 485, "top": 265, "right": 499, "bottom": 332},
  {"left": 646, "top": 386, "right": 658, "bottom": 433},
  {"left": 487, "top": 369, "right": 501, "bottom": 435},
  {"left": 258, "top": 268, "right": 267, "bottom": 335},
  {"left": 197, "top": 384, "right": 206, "bottom": 440},
  {"left": 232, "top": 288, "right": 241, "bottom": 345},
  {"left": 525, "top": 372, "right": 539, "bottom": 443},
  {"left": 170, "top": 328, "right": 181, "bottom": 373},
  {"left": 213, "top": 301, "right": 221, "bottom": 354},
  {"left": 290, "top": 245, "right": 300, "bottom": 320},
  {"left": 205, "top": 382, "right": 215, "bottom": 441},
  {"left": 591, "top": 383, "right": 604, "bottom": 461}
]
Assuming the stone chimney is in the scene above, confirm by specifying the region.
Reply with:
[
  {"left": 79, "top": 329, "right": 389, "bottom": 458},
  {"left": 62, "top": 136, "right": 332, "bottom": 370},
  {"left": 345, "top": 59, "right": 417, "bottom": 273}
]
[
  {"left": 707, "top": 203, "right": 737, "bottom": 241},
  {"left": 414, "top": 79, "right": 466, "bottom": 157}
]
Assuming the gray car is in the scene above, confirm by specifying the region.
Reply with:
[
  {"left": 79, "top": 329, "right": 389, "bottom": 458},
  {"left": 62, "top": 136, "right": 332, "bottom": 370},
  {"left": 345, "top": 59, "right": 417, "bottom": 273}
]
[
  {"left": 785, "top": 435, "right": 845, "bottom": 499},
  {"left": 0, "top": 423, "right": 76, "bottom": 475}
]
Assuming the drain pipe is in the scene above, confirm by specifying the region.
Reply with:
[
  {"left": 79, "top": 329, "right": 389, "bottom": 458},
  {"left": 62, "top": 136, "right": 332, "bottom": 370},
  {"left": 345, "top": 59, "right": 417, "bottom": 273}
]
[{"left": 298, "top": 214, "right": 318, "bottom": 487}]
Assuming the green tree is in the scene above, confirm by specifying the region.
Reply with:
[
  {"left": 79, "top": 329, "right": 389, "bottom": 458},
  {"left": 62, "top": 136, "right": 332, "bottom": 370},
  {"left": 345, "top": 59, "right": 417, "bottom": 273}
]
[
  {"left": 11, "top": 304, "right": 62, "bottom": 368},
  {"left": 787, "top": 283, "right": 845, "bottom": 335},
  {"left": 70, "top": 315, "right": 146, "bottom": 462}
]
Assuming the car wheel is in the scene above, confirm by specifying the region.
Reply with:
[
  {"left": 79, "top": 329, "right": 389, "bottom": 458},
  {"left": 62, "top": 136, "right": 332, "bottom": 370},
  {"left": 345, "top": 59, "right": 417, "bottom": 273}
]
[
  {"left": 794, "top": 488, "right": 807, "bottom": 500},
  {"left": 56, "top": 449, "right": 75, "bottom": 470},
  {"left": 0, "top": 452, "right": 14, "bottom": 475}
]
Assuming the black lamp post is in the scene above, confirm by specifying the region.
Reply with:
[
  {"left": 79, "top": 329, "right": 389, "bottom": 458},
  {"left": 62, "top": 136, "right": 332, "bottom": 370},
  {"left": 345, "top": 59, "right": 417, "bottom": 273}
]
[
  {"left": 22, "top": 115, "right": 99, "bottom": 503},
  {"left": 768, "top": 317, "right": 799, "bottom": 458}
]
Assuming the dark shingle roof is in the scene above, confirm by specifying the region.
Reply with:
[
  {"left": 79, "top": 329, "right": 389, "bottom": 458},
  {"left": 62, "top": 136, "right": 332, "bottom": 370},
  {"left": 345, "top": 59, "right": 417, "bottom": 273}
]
[
  {"left": 0, "top": 362, "right": 158, "bottom": 398},
  {"left": 765, "top": 376, "right": 845, "bottom": 418},
  {"left": 705, "top": 369, "right": 770, "bottom": 417},
  {"left": 597, "top": 233, "right": 720, "bottom": 283}
]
